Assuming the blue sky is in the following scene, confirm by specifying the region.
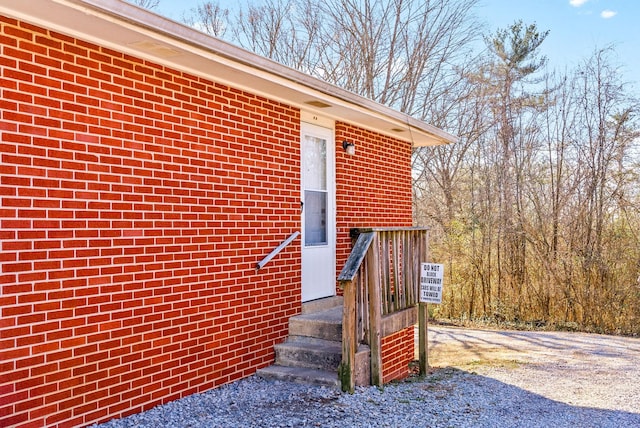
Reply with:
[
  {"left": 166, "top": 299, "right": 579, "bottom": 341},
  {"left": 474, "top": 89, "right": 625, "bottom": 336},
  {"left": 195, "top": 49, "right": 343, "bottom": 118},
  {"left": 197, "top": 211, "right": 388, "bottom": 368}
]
[
  {"left": 477, "top": 0, "right": 639, "bottom": 86},
  {"left": 153, "top": 0, "right": 639, "bottom": 89}
]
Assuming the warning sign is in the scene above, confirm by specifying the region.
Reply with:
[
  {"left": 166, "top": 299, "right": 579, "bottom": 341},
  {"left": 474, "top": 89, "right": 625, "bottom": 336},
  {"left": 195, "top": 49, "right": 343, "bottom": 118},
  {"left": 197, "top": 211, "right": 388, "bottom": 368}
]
[{"left": 420, "top": 263, "right": 444, "bottom": 304}]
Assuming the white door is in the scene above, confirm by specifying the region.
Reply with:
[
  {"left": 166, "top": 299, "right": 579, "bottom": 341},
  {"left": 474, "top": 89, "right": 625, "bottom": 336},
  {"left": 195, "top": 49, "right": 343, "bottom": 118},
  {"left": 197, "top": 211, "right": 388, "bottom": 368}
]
[{"left": 301, "top": 122, "right": 336, "bottom": 302}]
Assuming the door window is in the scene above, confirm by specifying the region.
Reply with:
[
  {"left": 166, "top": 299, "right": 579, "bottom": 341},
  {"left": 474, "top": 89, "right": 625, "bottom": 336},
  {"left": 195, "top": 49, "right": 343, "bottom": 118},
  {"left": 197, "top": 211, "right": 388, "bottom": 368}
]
[{"left": 302, "top": 135, "right": 328, "bottom": 246}]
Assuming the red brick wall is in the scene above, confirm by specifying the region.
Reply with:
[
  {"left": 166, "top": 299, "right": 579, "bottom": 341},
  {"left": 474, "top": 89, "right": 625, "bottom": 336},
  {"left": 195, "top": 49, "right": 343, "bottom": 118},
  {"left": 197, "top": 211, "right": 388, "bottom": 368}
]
[
  {"left": 0, "top": 16, "right": 302, "bottom": 428},
  {"left": 381, "top": 326, "right": 414, "bottom": 384},
  {"left": 334, "top": 122, "right": 413, "bottom": 277}
]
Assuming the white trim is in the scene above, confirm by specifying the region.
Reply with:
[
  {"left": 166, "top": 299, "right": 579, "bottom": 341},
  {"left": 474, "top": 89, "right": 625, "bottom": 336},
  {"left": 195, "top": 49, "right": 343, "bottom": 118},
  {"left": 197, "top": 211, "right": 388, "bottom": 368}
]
[{"left": 300, "top": 112, "right": 335, "bottom": 130}]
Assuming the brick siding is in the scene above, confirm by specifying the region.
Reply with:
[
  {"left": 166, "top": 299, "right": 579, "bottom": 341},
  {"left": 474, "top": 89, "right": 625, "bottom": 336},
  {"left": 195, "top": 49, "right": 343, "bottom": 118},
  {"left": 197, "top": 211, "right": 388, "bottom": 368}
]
[
  {"left": 0, "top": 16, "right": 301, "bottom": 428},
  {"left": 381, "top": 326, "right": 415, "bottom": 383},
  {"left": 1, "top": 14, "right": 416, "bottom": 428},
  {"left": 335, "top": 121, "right": 413, "bottom": 274}
]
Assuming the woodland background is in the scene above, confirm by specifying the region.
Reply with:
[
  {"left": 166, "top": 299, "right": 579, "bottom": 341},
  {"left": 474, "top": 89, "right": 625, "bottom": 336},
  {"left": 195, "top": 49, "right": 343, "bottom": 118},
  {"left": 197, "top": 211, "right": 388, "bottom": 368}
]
[{"left": 133, "top": 0, "right": 640, "bottom": 335}]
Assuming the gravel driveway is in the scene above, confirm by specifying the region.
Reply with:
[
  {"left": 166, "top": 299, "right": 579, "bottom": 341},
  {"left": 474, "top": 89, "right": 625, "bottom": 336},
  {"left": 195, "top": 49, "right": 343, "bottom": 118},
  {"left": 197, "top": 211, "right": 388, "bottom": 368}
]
[
  {"left": 427, "top": 325, "right": 640, "bottom": 416},
  {"left": 94, "top": 325, "right": 640, "bottom": 428}
]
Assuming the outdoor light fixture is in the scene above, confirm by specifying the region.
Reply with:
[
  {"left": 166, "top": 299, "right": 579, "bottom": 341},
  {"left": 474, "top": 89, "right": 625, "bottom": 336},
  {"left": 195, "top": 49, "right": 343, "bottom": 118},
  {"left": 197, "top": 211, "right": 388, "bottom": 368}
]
[{"left": 342, "top": 140, "right": 356, "bottom": 155}]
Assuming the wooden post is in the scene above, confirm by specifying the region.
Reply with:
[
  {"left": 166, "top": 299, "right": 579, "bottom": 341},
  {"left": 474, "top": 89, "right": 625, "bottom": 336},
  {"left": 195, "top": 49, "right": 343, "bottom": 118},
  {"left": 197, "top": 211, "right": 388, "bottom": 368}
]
[
  {"left": 337, "top": 231, "right": 376, "bottom": 392},
  {"left": 418, "top": 229, "right": 429, "bottom": 376},
  {"left": 392, "top": 232, "right": 400, "bottom": 312},
  {"left": 418, "top": 302, "right": 429, "bottom": 375},
  {"left": 380, "top": 232, "right": 390, "bottom": 315},
  {"left": 340, "top": 280, "right": 356, "bottom": 393},
  {"left": 367, "top": 234, "right": 382, "bottom": 386}
]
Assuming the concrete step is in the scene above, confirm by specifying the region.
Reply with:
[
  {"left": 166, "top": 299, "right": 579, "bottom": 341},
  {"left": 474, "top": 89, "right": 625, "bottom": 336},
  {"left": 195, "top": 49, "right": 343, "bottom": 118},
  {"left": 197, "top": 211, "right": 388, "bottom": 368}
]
[
  {"left": 259, "top": 300, "right": 371, "bottom": 388},
  {"left": 301, "top": 296, "right": 343, "bottom": 314},
  {"left": 256, "top": 365, "right": 340, "bottom": 388},
  {"left": 288, "top": 305, "right": 342, "bottom": 342},
  {"left": 274, "top": 337, "right": 342, "bottom": 371}
]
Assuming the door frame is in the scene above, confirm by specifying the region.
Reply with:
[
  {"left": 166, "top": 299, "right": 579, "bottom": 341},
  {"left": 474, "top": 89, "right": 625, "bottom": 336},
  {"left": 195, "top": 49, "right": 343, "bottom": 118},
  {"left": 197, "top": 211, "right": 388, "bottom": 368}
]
[{"left": 300, "top": 115, "right": 336, "bottom": 302}]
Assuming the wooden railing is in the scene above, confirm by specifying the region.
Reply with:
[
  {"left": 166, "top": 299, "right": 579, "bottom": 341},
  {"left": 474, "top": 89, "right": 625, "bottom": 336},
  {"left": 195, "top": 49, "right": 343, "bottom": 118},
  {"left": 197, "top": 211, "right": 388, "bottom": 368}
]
[{"left": 337, "top": 227, "right": 428, "bottom": 392}]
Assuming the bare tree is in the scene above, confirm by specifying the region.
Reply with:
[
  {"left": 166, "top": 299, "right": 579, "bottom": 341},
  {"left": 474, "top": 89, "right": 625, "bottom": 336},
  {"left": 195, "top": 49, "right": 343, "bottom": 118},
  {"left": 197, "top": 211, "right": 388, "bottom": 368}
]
[
  {"left": 230, "top": 0, "right": 323, "bottom": 72},
  {"left": 184, "top": 0, "right": 481, "bottom": 118},
  {"left": 413, "top": 60, "right": 491, "bottom": 318},
  {"left": 568, "top": 47, "right": 640, "bottom": 329},
  {"left": 183, "top": 2, "right": 230, "bottom": 38},
  {"left": 128, "top": 0, "right": 160, "bottom": 10},
  {"left": 315, "top": 0, "right": 481, "bottom": 116},
  {"left": 416, "top": 26, "right": 640, "bottom": 334},
  {"left": 479, "top": 21, "right": 549, "bottom": 318}
]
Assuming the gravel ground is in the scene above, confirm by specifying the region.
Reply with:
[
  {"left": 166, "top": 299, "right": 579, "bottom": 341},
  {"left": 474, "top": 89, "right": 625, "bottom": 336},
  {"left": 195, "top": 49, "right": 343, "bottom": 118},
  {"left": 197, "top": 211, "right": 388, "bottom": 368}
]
[{"left": 93, "top": 326, "right": 640, "bottom": 428}]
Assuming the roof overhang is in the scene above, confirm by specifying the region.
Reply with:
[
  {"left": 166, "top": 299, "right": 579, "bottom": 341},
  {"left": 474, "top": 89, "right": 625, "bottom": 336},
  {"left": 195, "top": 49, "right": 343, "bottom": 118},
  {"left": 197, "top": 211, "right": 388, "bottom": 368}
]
[{"left": 0, "top": 0, "right": 457, "bottom": 147}]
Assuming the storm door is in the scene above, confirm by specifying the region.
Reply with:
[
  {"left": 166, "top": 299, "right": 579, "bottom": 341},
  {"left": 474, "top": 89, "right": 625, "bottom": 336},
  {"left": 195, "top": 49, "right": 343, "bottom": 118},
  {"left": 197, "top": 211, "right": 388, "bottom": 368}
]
[{"left": 300, "top": 122, "right": 336, "bottom": 302}]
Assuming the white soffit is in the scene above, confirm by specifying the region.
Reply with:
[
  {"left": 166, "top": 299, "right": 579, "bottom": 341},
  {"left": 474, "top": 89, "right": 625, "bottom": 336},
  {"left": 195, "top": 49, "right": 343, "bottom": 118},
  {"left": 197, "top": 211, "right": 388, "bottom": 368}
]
[{"left": 0, "top": 0, "right": 457, "bottom": 147}]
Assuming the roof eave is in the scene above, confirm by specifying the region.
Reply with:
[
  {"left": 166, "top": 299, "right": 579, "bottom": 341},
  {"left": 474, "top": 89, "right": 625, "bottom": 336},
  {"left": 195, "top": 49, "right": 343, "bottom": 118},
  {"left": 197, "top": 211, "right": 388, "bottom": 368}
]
[{"left": 0, "top": 0, "right": 458, "bottom": 146}]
